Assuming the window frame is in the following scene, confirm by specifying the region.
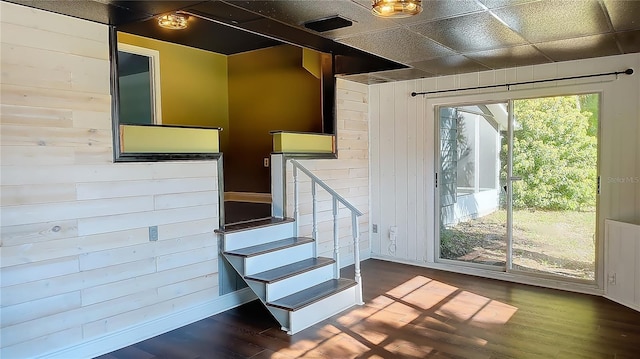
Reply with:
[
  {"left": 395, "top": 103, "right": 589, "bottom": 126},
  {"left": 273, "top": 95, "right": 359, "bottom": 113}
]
[{"left": 117, "top": 42, "right": 162, "bottom": 125}]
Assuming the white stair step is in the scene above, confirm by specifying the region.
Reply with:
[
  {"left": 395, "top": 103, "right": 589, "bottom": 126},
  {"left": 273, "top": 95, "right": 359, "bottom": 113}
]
[
  {"left": 267, "top": 279, "right": 358, "bottom": 334},
  {"left": 267, "top": 278, "right": 356, "bottom": 311},
  {"left": 225, "top": 237, "right": 314, "bottom": 275},
  {"left": 246, "top": 257, "right": 336, "bottom": 302},
  {"left": 216, "top": 217, "right": 295, "bottom": 252},
  {"left": 245, "top": 257, "right": 335, "bottom": 283}
]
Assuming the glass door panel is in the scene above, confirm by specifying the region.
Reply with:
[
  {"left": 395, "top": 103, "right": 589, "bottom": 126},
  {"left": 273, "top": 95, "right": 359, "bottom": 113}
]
[
  {"left": 438, "top": 103, "right": 509, "bottom": 267},
  {"left": 510, "top": 95, "right": 598, "bottom": 280}
]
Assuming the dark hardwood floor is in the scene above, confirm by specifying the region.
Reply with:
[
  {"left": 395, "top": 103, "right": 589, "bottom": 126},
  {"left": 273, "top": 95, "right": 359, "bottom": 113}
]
[{"left": 97, "top": 259, "right": 640, "bottom": 359}]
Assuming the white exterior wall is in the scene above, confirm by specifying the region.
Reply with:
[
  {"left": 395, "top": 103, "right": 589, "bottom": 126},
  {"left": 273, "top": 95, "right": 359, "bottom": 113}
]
[{"left": 370, "top": 53, "right": 640, "bottom": 291}]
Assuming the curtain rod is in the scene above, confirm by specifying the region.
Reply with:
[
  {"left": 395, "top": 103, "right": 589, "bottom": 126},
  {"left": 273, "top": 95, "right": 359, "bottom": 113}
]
[{"left": 410, "top": 68, "right": 634, "bottom": 97}]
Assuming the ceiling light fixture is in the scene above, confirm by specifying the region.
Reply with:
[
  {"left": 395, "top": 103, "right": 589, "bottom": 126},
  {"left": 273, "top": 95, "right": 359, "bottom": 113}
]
[
  {"left": 158, "top": 12, "right": 188, "bottom": 30},
  {"left": 372, "top": 0, "right": 422, "bottom": 18}
]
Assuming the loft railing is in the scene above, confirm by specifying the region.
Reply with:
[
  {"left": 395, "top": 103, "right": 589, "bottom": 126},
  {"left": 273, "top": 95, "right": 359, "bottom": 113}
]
[{"left": 271, "top": 154, "right": 364, "bottom": 305}]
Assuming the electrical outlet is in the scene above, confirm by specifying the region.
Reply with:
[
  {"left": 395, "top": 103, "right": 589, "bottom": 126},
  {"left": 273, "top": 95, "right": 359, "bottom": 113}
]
[
  {"left": 149, "top": 226, "right": 158, "bottom": 241},
  {"left": 389, "top": 226, "right": 397, "bottom": 236},
  {"left": 608, "top": 273, "right": 616, "bottom": 285},
  {"left": 372, "top": 224, "right": 378, "bottom": 233},
  {"left": 263, "top": 158, "right": 269, "bottom": 167}
]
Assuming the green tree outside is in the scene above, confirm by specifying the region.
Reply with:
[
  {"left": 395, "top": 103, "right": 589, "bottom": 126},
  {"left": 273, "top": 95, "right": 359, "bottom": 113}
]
[{"left": 502, "top": 95, "right": 598, "bottom": 211}]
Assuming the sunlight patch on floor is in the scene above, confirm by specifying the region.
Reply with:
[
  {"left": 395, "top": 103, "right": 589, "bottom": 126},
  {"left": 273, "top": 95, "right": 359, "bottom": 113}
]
[{"left": 273, "top": 275, "right": 519, "bottom": 358}]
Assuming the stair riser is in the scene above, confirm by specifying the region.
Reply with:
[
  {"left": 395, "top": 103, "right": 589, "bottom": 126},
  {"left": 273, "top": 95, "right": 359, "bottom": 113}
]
[
  {"left": 289, "top": 286, "right": 357, "bottom": 334},
  {"left": 244, "top": 243, "right": 314, "bottom": 275},
  {"left": 266, "top": 265, "right": 335, "bottom": 302},
  {"left": 222, "top": 222, "right": 295, "bottom": 252},
  {"left": 269, "top": 286, "right": 357, "bottom": 335}
]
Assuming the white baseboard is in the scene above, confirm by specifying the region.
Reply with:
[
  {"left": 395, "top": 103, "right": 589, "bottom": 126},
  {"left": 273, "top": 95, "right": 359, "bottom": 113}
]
[
  {"left": 38, "top": 288, "right": 257, "bottom": 359},
  {"left": 225, "top": 192, "right": 272, "bottom": 203},
  {"left": 604, "top": 295, "right": 640, "bottom": 313},
  {"left": 370, "top": 254, "right": 604, "bottom": 296}
]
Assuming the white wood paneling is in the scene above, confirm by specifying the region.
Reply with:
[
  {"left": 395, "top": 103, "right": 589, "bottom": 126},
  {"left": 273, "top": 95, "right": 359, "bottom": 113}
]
[
  {"left": 76, "top": 178, "right": 216, "bottom": 200},
  {"left": 370, "top": 53, "right": 640, "bottom": 293},
  {"left": 605, "top": 219, "right": 640, "bottom": 311},
  {"left": 0, "top": 3, "right": 223, "bottom": 357},
  {"left": 0, "top": 256, "right": 79, "bottom": 287},
  {"left": 0, "top": 104, "right": 74, "bottom": 128},
  {"left": 285, "top": 79, "right": 371, "bottom": 266},
  {"left": 1, "top": 291, "right": 82, "bottom": 327},
  {"left": 1, "top": 220, "right": 79, "bottom": 247},
  {"left": 2, "top": 196, "right": 156, "bottom": 227},
  {"left": 1, "top": 183, "right": 77, "bottom": 206},
  {"left": 81, "top": 261, "right": 217, "bottom": 306}
]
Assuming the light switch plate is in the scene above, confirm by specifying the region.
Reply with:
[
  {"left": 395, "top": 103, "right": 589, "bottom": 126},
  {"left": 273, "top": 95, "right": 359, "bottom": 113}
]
[{"left": 149, "top": 226, "right": 158, "bottom": 241}]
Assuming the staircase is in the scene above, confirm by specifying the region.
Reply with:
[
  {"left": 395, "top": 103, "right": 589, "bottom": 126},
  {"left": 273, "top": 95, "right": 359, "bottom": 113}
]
[{"left": 217, "top": 216, "right": 359, "bottom": 335}]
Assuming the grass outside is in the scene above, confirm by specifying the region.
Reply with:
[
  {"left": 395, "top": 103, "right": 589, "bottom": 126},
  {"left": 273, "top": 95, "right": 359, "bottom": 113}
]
[{"left": 440, "top": 209, "right": 596, "bottom": 280}]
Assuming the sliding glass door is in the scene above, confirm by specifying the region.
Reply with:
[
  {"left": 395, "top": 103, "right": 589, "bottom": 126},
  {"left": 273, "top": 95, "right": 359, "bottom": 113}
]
[
  {"left": 438, "top": 103, "right": 508, "bottom": 268},
  {"left": 509, "top": 95, "right": 598, "bottom": 280},
  {"left": 437, "top": 94, "right": 598, "bottom": 282}
]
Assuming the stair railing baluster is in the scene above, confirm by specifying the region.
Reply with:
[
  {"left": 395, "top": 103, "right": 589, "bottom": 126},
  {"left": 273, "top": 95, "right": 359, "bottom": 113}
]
[
  {"left": 352, "top": 213, "right": 364, "bottom": 305},
  {"left": 312, "top": 180, "right": 318, "bottom": 258},
  {"left": 332, "top": 197, "right": 339, "bottom": 279},
  {"left": 293, "top": 165, "right": 299, "bottom": 237},
  {"left": 285, "top": 158, "right": 364, "bottom": 305}
]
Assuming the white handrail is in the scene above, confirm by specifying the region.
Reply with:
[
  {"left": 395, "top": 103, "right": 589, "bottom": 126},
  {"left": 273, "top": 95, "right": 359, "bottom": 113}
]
[
  {"left": 290, "top": 159, "right": 364, "bottom": 216},
  {"left": 287, "top": 158, "right": 364, "bottom": 305}
]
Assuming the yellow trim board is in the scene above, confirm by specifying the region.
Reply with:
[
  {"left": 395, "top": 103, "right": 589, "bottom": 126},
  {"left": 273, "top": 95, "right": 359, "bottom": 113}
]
[
  {"left": 273, "top": 132, "right": 334, "bottom": 153},
  {"left": 120, "top": 125, "right": 220, "bottom": 153},
  {"left": 225, "top": 192, "right": 272, "bottom": 204},
  {"left": 302, "top": 48, "right": 322, "bottom": 79}
]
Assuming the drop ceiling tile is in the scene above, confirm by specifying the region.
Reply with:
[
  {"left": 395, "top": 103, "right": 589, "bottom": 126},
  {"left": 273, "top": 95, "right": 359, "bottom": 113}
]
[
  {"left": 337, "top": 74, "right": 390, "bottom": 84},
  {"left": 338, "top": 27, "right": 455, "bottom": 64},
  {"left": 466, "top": 45, "right": 550, "bottom": 69},
  {"left": 409, "top": 55, "right": 491, "bottom": 75},
  {"left": 389, "top": 0, "right": 485, "bottom": 25},
  {"left": 615, "top": 30, "right": 640, "bottom": 53},
  {"left": 603, "top": 0, "right": 640, "bottom": 31},
  {"left": 226, "top": 0, "right": 397, "bottom": 39},
  {"left": 535, "top": 34, "right": 622, "bottom": 62},
  {"left": 478, "top": 0, "right": 541, "bottom": 9},
  {"left": 371, "top": 68, "right": 435, "bottom": 81},
  {"left": 408, "top": 11, "right": 527, "bottom": 52},
  {"left": 492, "top": 0, "right": 611, "bottom": 43}
]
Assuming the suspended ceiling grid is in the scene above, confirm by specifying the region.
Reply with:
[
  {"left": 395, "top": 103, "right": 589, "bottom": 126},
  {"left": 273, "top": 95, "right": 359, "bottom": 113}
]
[{"left": 4, "top": 0, "right": 640, "bottom": 83}]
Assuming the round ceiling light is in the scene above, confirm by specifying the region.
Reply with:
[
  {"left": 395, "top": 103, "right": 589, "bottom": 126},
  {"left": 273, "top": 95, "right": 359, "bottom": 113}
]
[
  {"left": 372, "top": 0, "right": 422, "bottom": 18},
  {"left": 158, "top": 13, "right": 188, "bottom": 30}
]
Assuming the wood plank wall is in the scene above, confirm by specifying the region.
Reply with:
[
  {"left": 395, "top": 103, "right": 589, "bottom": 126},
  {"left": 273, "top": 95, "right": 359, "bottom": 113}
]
[
  {"left": 605, "top": 219, "right": 640, "bottom": 311},
  {"left": 369, "top": 53, "right": 640, "bottom": 277},
  {"left": 0, "top": 3, "right": 220, "bottom": 357},
  {"left": 286, "top": 79, "right": 370, "bottom": 265}
]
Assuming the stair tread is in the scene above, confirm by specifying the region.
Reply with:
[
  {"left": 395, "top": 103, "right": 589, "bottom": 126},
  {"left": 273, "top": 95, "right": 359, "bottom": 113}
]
[
  {"left": 245, "top": 257, "right": 335, "bottom": 283},
  {"left": 216, "top": 217, "right": 294, "bottom": 234},
  {"left": 267, "top": 278, "right": 357, "bottom": 311},
  {"left": 224, "top": 237, "right": 313, "bottom": 257}
]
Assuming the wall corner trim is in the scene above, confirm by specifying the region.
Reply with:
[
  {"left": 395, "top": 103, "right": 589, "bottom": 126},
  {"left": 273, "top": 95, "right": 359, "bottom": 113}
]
[{"left": 36, "top": 288, "right": 258, "bottom": 359}]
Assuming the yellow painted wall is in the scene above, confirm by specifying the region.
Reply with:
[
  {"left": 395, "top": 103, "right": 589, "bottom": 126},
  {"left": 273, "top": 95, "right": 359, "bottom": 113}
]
[
  {"left": 117, "top": 32, "right": 230, "bottom": 153},
  {"left": 227, "top": 45, "right": 322, "bottom": 193}
]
